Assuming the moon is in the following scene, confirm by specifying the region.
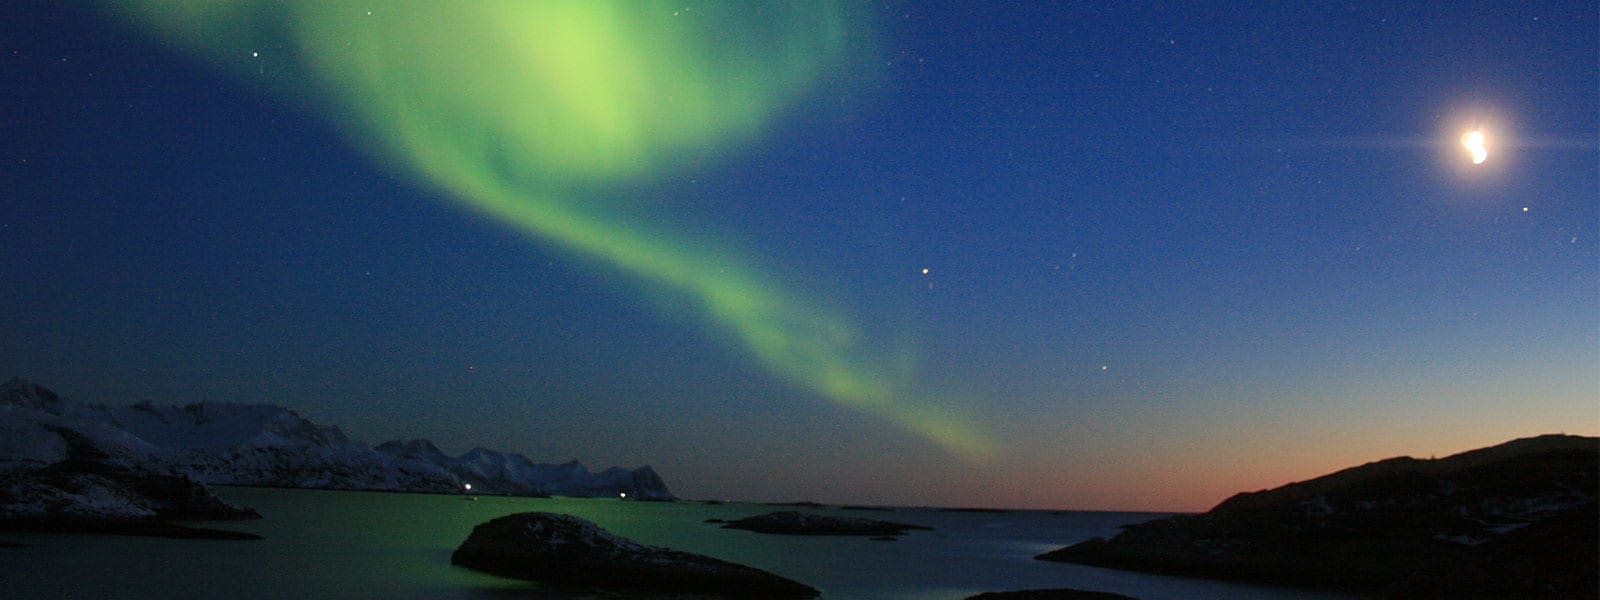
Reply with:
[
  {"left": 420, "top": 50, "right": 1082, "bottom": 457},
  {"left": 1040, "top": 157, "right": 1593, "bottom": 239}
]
[{"left": 1461, "top": 130, "right": 1488, "bottom": 164}]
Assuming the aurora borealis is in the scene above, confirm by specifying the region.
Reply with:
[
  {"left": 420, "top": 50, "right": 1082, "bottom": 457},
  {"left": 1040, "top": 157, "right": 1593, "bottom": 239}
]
[
  {"left": 4, "top": 1, "right": 1596, "bottom": 510},
  {"left": 103, "top": 0, "right": 992, "bottom": 460}
]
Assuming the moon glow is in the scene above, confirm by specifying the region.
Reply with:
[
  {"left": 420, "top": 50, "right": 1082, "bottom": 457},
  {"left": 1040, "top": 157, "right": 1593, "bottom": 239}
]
[{"left": 1461, "top": 130, "right": 1488, "bottom": 164}]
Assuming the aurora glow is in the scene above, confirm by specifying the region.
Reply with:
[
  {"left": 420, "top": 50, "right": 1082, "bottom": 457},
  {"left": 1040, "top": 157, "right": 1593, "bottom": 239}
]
[{"left": 104, "top": 1, "right": 994, "bottom": 459}]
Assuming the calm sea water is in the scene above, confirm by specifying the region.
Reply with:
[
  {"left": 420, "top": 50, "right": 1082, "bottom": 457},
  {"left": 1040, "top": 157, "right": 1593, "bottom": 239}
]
[{"left": 0, "top": 487, "right": 1349, "bottom": 599}]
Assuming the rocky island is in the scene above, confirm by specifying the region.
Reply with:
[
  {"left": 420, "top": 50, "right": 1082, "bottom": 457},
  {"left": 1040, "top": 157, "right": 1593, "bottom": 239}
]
[
  {"left": 721, "top": 510, "right": 932, "bottom": 536},
  {"left": 452, "top": 512, "right": 819, "bottom": 598},
  {"left": 965, "top": 591, "right": 1137, "bottom": 600},
  {"left": 1038, "top": 434, "right": 1598, "bottom": 598}
]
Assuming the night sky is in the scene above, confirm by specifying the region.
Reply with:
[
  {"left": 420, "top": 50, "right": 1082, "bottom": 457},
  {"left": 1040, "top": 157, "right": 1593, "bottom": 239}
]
[{"left": 3, "top": 1, "right": 1595, "bottom": 511}]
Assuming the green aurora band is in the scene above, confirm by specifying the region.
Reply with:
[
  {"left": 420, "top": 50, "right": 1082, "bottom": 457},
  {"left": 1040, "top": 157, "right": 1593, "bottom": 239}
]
[{"left": 108, "top": 0, "right": 994, "bottom": 460}]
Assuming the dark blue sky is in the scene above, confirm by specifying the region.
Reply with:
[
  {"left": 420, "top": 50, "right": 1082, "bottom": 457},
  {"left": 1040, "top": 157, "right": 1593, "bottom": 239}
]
[{"left": 3, "top": 1, "right": 1595, "bottom": 509}]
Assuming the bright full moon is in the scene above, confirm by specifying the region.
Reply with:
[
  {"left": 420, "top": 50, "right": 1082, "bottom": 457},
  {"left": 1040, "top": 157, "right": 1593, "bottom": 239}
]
[{"left": 1461, "top": 130, "right": 1488, "bottom": 164}]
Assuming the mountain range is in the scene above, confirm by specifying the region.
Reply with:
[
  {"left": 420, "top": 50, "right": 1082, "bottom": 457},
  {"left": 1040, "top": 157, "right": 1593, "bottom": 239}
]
[{"left": 0, "top": 378, "right": 672, "bottom": 500}]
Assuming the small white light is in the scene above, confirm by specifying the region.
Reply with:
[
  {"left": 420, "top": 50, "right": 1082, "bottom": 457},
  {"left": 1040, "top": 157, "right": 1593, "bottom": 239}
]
[
  {"left": 463, "top": 483, "right": 472, "bottom": 491},
  {"left": 619, "top": 492, "right": 627, "bottom": 499}
]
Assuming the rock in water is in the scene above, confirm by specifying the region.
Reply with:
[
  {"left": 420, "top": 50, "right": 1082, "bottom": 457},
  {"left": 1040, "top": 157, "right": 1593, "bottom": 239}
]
[
  {"left": 966, "top": 591, "right": 1138, "bottom": 600},
  {"left": 721, "top": 510, "right": 932, "bottom": 536},
  {"left": 451, "top": 512, "right": 819, "bottom": 599}
]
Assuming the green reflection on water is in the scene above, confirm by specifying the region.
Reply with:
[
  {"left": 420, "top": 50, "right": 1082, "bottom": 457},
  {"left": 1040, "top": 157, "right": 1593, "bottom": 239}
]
[{"left": 0, "top": 487, "right": 1341, "bottom": 600}]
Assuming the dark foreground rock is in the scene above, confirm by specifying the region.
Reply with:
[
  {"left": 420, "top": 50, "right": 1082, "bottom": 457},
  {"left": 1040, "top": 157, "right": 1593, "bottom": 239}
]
[
  {"left": 452, "top": 512, "right": 819, "bottom": 599},
  {"left": 0, "top": 460, "right": 262, "bottom": 540},
  {"left": 1038, "top": 434, "right": 1598, "bottom": 598},
  {"left": 721, "top": 510, "right": 932, "bottom": 536},
  {"left": 966, "top": 590, "right": 1138, "bottom": 600}
]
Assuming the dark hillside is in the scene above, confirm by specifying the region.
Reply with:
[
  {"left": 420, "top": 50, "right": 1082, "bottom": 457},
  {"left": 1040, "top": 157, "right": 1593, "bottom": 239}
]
[{"left": 1039, "top": 434, "right": 1598, "bottom": 598}]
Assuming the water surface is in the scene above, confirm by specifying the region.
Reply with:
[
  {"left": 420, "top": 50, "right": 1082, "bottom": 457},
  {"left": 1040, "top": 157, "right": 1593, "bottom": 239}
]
[{"left": 0, "top": 487, "right": 1350, "bottom": 599}]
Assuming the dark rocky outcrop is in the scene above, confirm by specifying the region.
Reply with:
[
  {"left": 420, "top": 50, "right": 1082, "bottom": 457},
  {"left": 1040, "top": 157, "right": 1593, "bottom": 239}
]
[
  {"left": 1038, "top": 434, "right": 1598, "bottom": 598},
  {"left": 452, "top": 512, "right": 818, "bottom": 599},
  {"left": 0, "top": 459, "right": 261, "bottom": 540},
  {"left": 721, "top": 510, "right": 932, "bottom": 536},
  {"left": 940, "top": 507, "right": 1013, "bottom": 514},
  {"left": 965, "top": 590, "right": 1138, "bottom": 600}
]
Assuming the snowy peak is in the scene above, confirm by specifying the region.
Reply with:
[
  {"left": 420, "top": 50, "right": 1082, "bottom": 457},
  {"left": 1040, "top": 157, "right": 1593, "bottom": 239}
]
[
  {"left": 4, "top": 379, "right": 351, "bottom": 452},
  {"left": 104, "top": 401, "right": 352, "bottom": 452},
  {"left": 2, "top": 377, "right": 72, "bottom": 412},
  {"left": 373, "top": 441, "right": 673, "bottom": 500},
  {"left": 374, "top": 439, "right": 449, "bottom": 463}
]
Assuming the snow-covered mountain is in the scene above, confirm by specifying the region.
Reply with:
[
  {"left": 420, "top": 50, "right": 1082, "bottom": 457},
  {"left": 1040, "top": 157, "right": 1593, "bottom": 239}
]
[
  {"left": 375, "top": 439, "right": 672, "bottom": 499},
  {"left": 0, "top": 378, "right": 673, "bottom": 500}
]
